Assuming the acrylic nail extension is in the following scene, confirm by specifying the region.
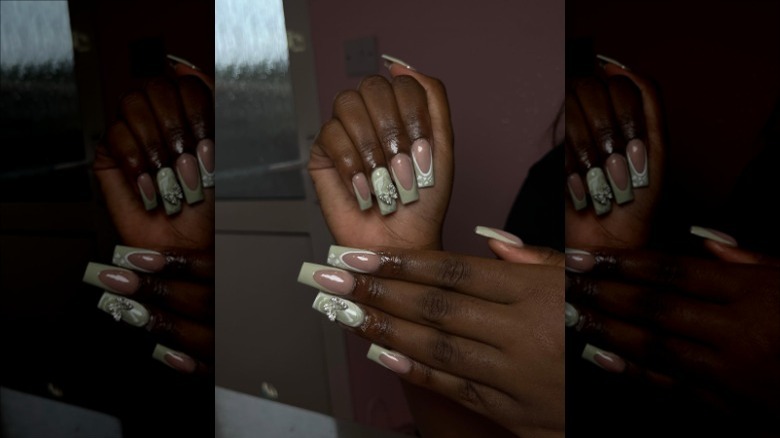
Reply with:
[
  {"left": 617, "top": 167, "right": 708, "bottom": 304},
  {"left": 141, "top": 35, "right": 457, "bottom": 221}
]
[
  {"left": 112, "top": 245, "right": 165, "bottom": 273},
  {"left": 390, "top": 154, "right": 419, "bottom": 204},
  {"left": 83, "top": 262, "right": 140, "bottom": 295},
  {"left": 596, "top": 54, "right": 630, "bottom": 71},
  {"left": 152, "top": 344, "right": 197, "bottom": 373},
  {"left": 327, "top": 246, "right": 380, "bottom": 273},
  {"left": 690, "top": 226, "right": 738, "bottom": 246},
  {"left": 97, "top": 292, "right": 150, "bottom": 327},
  {"left": 582, "top": 344, "right": 626, "bottom": 373},
  {"left": 311, "top": 292, "right": 365, "bottom": 327},
  {"left": 586, "top": 167, "right": 613, "bottom": 215},
  {"left": 175, "top": 153, "right": 204, "bottom": 204},
  {"left": 565, "top": 249, "right": 595, "bottom": 273},
  {"left": 626, "top": 139, "right": 649, "bottom": 188},
  {"left": 474, "top": 226, "right": 523, "bottom": 247},
  {"left": 411, "top": 139, "right": 434, "bottom": 188},
  {"left": 352, "top": 173, "right": 373, "bottom": 211},
  {"left": 166, "top": 54, "right": 201, "bottom": 71},
  {"left": 565, "top": 302, "right": 580, "bottom": 328},
  {"left": 367, "top": 344, "right": 412, "bottom": 374},
  {"left": 156, "top": 167, "right": 183, "bottom": 215},
  {"left": 381, "top": 54, "right": 416, "bottom": 71},
  {"left": 137, "top": 173, "right": 158, "bottom": 211},
  {"left": 371, "top": 167, "right": 398, "bottom": 215},
  {"left": 567, "top": 173, "right": 588, "bottom": 211},
  {"left": 297, "top": 262, "right": 355, "bottom": 295},
  {"left": 196, "top": 139, "right": 215, "bottom": 188},
  {"left": 605, "top": 154, "right": 634, "bottom": 205}
]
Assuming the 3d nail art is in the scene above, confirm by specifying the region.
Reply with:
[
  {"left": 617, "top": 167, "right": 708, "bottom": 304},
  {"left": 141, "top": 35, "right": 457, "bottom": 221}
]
[
  {"left": 312, "top": 292, "right": 365, "bottom": 327},
  {"left": 175, "top": 153, "right": 204, "bottom": 205},
  {"left": 582, "top": 343, "right": 626, "bottom": 373},
  {"left": 82, "top": 262, "right": 139, "bottom": 295},
  {"left": 97, "top": 292, "right": 149, "bottom": 327},
  {"left": 112, "top": 245, "right": 165, "bottom": 273},
  {"left": 626, "top": 139, "right": 649, "bottom": 188},
  {"left": 474, "top": 226, "right": 523, "bottom": 247},
  {"left": 605, "top": 154, "right": 634, "bottom": 205},
  {"left": 352, "top": 173, "right": 373, "bottom": 211},
  {"left": 196, "top": 139, "right": 215, "bottom": 188},
  {"left": 586, "top": 167, "right": 613, "bottom": 215},
  {"left": 367, "top": 344, "right": 412, "bottom": 374},
  {"left": 371, "top": 167, "right": 398, "bottom": 215},
  {"left": 297, "top": 262, "right": 355, "bottom": 295},
  {"left": 411, "top": 139, "right": 434, "bottom": 188},
  {"left": 156, "top": 167, "right": 183, "bottom": 215},
  {"left": 390, "top": 153, "right": 419, "bottom": 204},
  {"left": 137, "top": 173, "right": 158, "bottom": 211},
  {"left": 567, "top": 173, "right": 588, "bottom": 211},
  {"left": 327, "top": 246, "right": 380, "bottom": 273},
  {"left": 152, "top": 344, "right": 197, "bottom": 373}
]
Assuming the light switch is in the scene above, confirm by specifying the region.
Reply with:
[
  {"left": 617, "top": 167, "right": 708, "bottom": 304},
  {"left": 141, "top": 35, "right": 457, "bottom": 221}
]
[{"left": 344, "top": 37, "right": 378, "bottom": 77}]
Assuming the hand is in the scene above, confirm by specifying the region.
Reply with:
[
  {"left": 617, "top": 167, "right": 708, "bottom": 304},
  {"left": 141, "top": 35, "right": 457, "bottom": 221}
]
[
  {"left": 565, "top": 248, "right": 780, "bottom": 428},
  {"left": 565, "top": 59, "right": 665, "bottom": 249},
  {"left": 299, "top": 243, "right": 565, "bottom": 437},
  {"left": 308, "top": 61, "right": 453, "bottom": 250},
  {"left": 94, "top": 71, "right": 215, "bottom": 250}
]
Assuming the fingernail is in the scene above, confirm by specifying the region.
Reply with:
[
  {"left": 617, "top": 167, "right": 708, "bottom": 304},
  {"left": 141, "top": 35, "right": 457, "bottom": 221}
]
[
  {"left": 352, "top": 172, "right": 373, "bottom": 211},
  {"left": 166, "top": 54, "right": 201, "bottom": 71},
  {"left": 381, "top": 54, "right": 416, "bottom": 71},
  {"left": 175, "top": 153, "right": 204, "bottom": 205},
  {"left": 371, "top": 167, "right": 398, "bottom": 215},
  {"left": 690, "top": 226, "right": 737, "bottom": 247},
  {"left": 137, "top": 173, "right": 158, "bottom": 211},
  {"left": 367, "top": 344, "right": 412, "bottom": 374},
  {"left": 152, "top": 344, "right": 197, "bottom": 373},
  {"left": 605, "top": 153, "right": 634, "bottom": 205},
  {"left": 582, "top": 344, "right": 626, "bottom": 373},
  {"left": 112, "top": 245, "right": 165, "bottom": 273},
  {"left": 474, "top": 226, "right": 523, "bottom": 247},
  {"left": 97, "top": 292, "right": 149, "bottom": 327},
  {"left": 297, "top": 262, "right": 355, "bottom": 295},
  {"left": 312, "top": 292, "right": 365, "bottom": 327},
  {"left": 567, "top": 173, "right": 588, "bottom": 211},
  {"left": 596, "top": 54, "right": 630, "bottom": 71},
  {"left": 156, "top": 167, "right": 183, "bottom": 215},
  {"left": 565, "top": 249, "right": 595, "bottom": 273},
  {"left": 565, "top": 302, "right": 580, "bottom": 328},
  {"left": 626, "top": 139, "right": 649, "bottom": 188},
  {"left": 390, "top": 153, "right": 419, "bottom": 204},
  {"left": 411, "top": 139, "right": 434, "bottom": 188},
  {"left": 82, "top": 262, "right": 139, "bottom": 295},
  {"left": 586, "top": 167, "right": 613, "bottom": 215},
  {"left": 196, "top": 139, "right": 215, "bottom": 188},
  {"left": 327, "top": 246, "right": 380, "bottom": 273}
]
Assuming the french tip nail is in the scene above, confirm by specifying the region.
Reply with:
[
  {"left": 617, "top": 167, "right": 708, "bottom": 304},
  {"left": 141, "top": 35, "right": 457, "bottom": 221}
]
[
  {"left": 690, "top": 226, "right": 738, "bottom": 247},
  {"left": 565, "top": 302, "right": 580, "bottom": 328},
  {"left": 474, "top": 226, "right": 523, "bottom": 247},
  {"left": 582, "top": 344, "right": 626, "bottom": 373},
  {"left": 366, "top": 344, "right": 412, "bottom": 374},
  {"left": 380, "top": 54, "right": 415, "bottom": 71},
  {"left": 596, "top": 54, "right": 630, "bottom": 71},
  {"left": 152, "top": 344, "right": 197, "bottom": 373},
  {"left": 166, "top": 54, "right": 200, "bottom": 71}
]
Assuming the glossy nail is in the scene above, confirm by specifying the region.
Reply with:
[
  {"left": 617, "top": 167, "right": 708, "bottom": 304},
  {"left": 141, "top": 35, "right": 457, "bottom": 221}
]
[
  {"left": 690, "top": 226, "right": 737, "bottom": 246},
  {"left": 352, "top": 172, "right": 373, "bottom": 211},
  {"left": 166, "top": 54, "right": 201, "bottom": 71},
  {"left": 565, "top": 302, "right": 580, "bottom": 328},
  {"left": 196, "top": 139, "right": 215, "bottom": 188},
  {"left": 156, "top": 167, "right": 183, "bottom": 215},
  {"left": 367, "top": 344, "right": 412, "bottom": 374},
  {"left": 97, "top": 292, "right": 149, "bottom": 327},
  {"left": 83, "top": 262, "right": 139, "bottom": 295},
  {"left": 311, "top": 292, "right": 365, "bottom": 327},
  {"left": 411, "top": 138, "right": 434, "bottom": 188},
  {"left": 596, "top": 54, "right": 629, "bottom": 71},
  {"left": 175, "top": 153, "right": 204, "bottom": 204},
  {"left": 474, "top": 226, "right": 523, "bottom": 247},
  {"left": 112, "top": 245, "right": 165, "bottom": 273},
  {"left": 137, "top": 173, "right": 158, "bottom": 211},
  {"left": 582, "top": 344, "right": 626, "bottom": 373},
  {"left": 567, "top": 173, "right": 588, "bottom": 211},
  {"left": 152, "top": 344, "right": 197, "bottom": 373},
  {"left": 297, "top": 262, "right": 355, "bottom": 295},
  {"left": 626, "top": 139, "right": 649, "bottom": 188},
  {"left": 390, "top": 153, "right": 419, "bottom": 204},
  {"left": 371, "top": 167, "right": 398, "bottom": 215},
  {"left": 565, "top": 249, "right": 595, "bottom": 273},
  {"left": 586, "top": 167, "right": 613, "bottom": 215},
  {"left": 327, "top": 246, "right": 380, "bottom": 273},
  {"left": 605, "top": 153, "right": 634, "bottom": 205},
  {"left": 381, "top": 54, "right": 415, "bottom": 71}
]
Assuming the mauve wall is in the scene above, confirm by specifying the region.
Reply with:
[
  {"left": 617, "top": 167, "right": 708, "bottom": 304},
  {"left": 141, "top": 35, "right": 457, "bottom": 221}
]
[{"left": 307, "top": 0, "right": 564, "bottom": 430}]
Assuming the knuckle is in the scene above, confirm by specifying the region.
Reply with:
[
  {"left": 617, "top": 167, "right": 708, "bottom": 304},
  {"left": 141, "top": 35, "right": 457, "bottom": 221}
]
[
  {"left": 437, "top": 257, "right": 471, "bottom": 289},
  {"left": 333, "top": 89, "right": 362, "bottom": 112},
  {"left": 120, "top": 91, "right": 146, "bottom": 110},
  {"left": 419, "top": 288, "right": 451, "bottom": 325},
  {"left": 139, "top": 276, "right": 168, "bottom": 300},
  {"left": 457, "top": 380, "right": 482, "bottom": 407},
  {"left": 360, "top": 276, "right": 388, "bottom": 304},
  {"left": 365, "top": 312, "right": 394, "bottom": 344},
  {"left": 147, "top": 311, "right": 176, "bottom": 335},
  {"left": 378, "top": 126, "right": 403, "bottom": 148},
  {"left": 358, "top": 74, "right": 390, "bottom": 92},
  {"left": 431, "top": 334, "right": 456, "bottom": 365}
]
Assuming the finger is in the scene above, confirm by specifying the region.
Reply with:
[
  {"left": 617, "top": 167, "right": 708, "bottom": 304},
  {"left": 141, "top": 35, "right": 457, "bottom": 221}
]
[
  {"left": 178, "top": 75, "right": 215, "bottom": 192},
  {"left": 145, "top": 305, "right": 214, "bottom": 359},
  {"left": 565, "top": 145, "right": 588, "bottom": 211},
  {"left": 167, "top": 54, "right": 215, "bottom": 92},
  {"left": 111, "top": 245, "right": 214, "bottom": 279},
  {"left": 151, "top": 343, "right": 212, "bottom": 376},
  {"left": 606, "top": 75, "right": 647, "bottom": 190},
  {"left": 392, "top": 75, "right": 434, "bottom": 189},
  {"left": 703, "top": 240, "right": 780, "bottom": 267},
  {"left": 105, "top": 122, "right": 158, "bottom": 211}
]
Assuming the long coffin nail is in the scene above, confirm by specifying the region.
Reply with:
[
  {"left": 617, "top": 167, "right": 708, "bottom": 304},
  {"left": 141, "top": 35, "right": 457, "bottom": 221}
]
[
  {"left": 367, "top": 344, "right": 412, "bottom": 374},
  {"left": 411, "top": 139, "right": 434, "bottom": 188},
  {"left": 390, "top": 153, "right": 419, "bottom": 204},
  {"left": 381, "top": 54, "right": 415, "bottom": 71},
  {"left": 196, "top": 139, "right": 215, "bottom": 188},
  {"left": 112, "top": 245, "right": 165, "bottom": 273},
  {"left": 166, "top": 54, "right": 201, "bottom": 71},
  {"left": 371, "top": 167, "right": 398, "bottom": 215},
  {"left": 567, "top": 173, "right": 588, "bottom": 211},
  {"left": 626, "top": 139, "right": 649, "bottom": 188},
  {"left": 605, "top": 153, "right": 634, "bottom": 205},
  {"left": 690, "top": 226, "right": 737, "bottom": 246},
  {"left": 565, "top": 302, "right": 580, "bottom": 328},
  {"left": 327, "top": 246, "right": 380, "bottom": 273},
  {"left": 297, "top": 262, "right": 355, "bottom": 295},
  {"left": 152, "top": 344, "right": 197, "bottom": 373},
  {"left": 97, "top": 292, "right": 149, "bottom": 327},
  {"left": 156, "top": 167, "right": 183, "bottom": 215},
  {"left": 582, "top": 344, "right": 626, "bottom": 373},
  {"left": 352, "top": 173, "right": 373, "bottom": 211},
  {"left": 312, "top": 292, "right": 365, "bottom": 327},
  {"left": 586, "top": 167, "right": 613, "bottom": 215},
  {"left": 565, "top": 249, "right": 595, "bottom": 273},
  {"left": 175, "top": 153, "right": 204, "bottom": 205},
  {"left": 137, "top": 173, "right": 158, "bottom": 210},
  {"left": 596, "top": 54, "right": 630, "bottom": 71},
  {"left": 83, "top": 262, "right": 139, "bottom": 295},
  {"left": 474, "top": 226, "right": 523, "bottom": 247}
]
